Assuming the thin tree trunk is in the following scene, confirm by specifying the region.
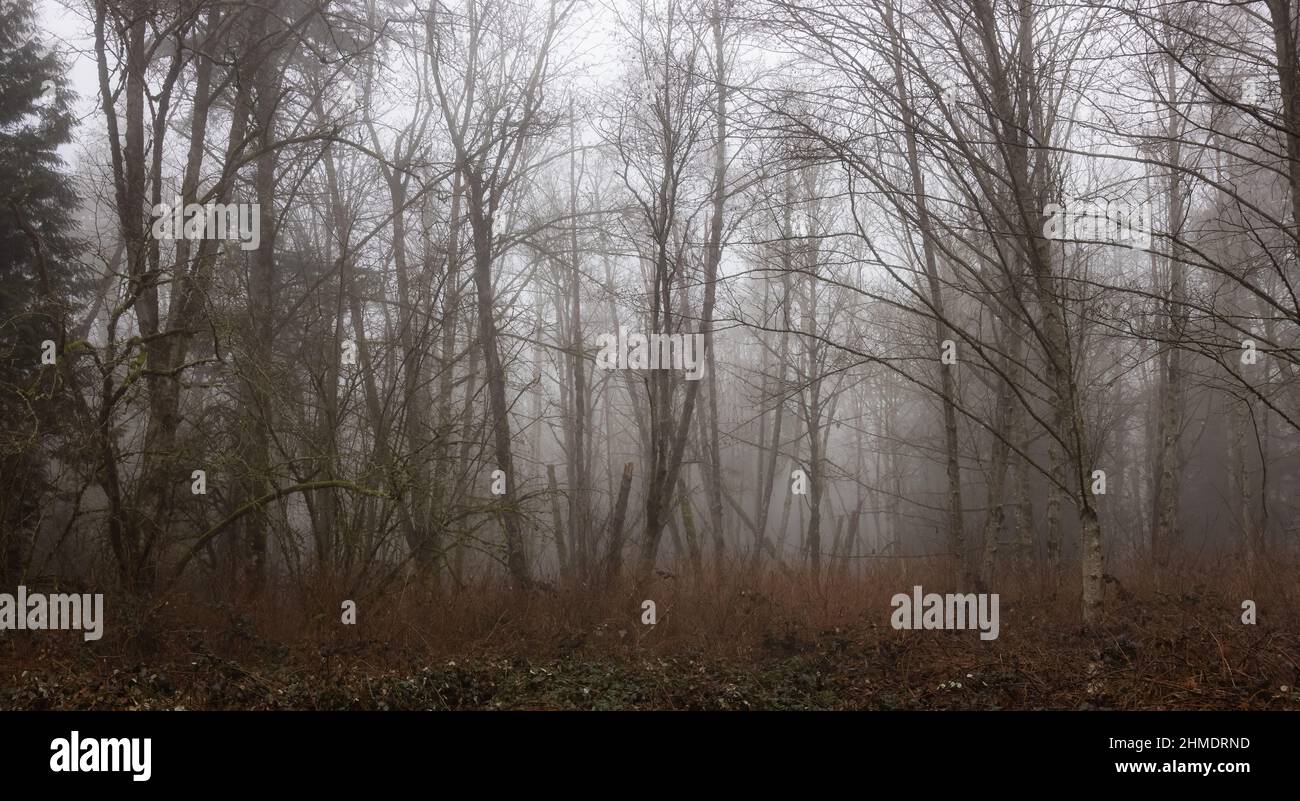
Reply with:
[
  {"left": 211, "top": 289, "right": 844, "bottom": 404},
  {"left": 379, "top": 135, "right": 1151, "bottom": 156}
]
[
  {"left": 603, "top": 462, "right": 635, "bottom": 585},
  {"left": 886, "top": 7, "right": 971, "bottom": 586}
]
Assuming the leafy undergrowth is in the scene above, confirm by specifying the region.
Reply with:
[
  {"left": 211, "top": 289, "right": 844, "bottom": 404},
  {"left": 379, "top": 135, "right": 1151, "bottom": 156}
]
[{"left": 3, "top": 563, "right": 1298, "bottom": 710}]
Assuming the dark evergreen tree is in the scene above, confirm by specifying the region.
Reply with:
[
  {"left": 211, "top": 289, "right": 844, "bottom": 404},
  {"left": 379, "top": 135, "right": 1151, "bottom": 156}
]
[{"left": 0, "top": 0, "right": 84, "bottom": 582}]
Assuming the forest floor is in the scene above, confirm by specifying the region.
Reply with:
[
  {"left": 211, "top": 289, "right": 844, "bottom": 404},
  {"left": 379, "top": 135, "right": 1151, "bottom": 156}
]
[{"left": 3, "top": 560, "right": 1298, "bottom": 710}]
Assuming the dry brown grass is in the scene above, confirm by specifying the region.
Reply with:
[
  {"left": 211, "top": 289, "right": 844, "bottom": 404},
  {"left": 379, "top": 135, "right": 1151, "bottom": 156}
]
[{"left": 2, "top": 554, "right": 1298, "bottom": 709}]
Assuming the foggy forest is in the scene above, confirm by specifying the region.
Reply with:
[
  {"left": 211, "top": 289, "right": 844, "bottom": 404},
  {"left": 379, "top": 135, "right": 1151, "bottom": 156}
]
[{"left": 2, "top": 0, "right": 1299, "bottom": 711}]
